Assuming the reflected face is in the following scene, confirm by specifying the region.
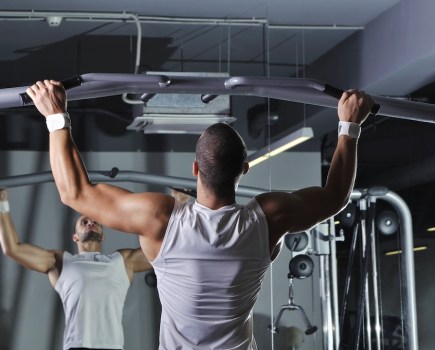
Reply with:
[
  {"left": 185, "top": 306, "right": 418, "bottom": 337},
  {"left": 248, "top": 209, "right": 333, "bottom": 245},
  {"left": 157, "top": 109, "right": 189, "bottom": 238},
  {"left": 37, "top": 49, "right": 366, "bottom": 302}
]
[{"left": 74, "top": 216, "right": 104, "bottom": 243}]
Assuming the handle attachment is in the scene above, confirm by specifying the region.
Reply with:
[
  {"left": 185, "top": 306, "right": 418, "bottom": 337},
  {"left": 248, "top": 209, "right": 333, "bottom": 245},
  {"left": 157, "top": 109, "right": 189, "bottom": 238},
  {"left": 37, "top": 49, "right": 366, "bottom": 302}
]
[
  {"left": 324, "top": 84, "right": 380, "bottom": 115},
  {"left": 19, "top": 76, "right": 83, "bottom": 105}
]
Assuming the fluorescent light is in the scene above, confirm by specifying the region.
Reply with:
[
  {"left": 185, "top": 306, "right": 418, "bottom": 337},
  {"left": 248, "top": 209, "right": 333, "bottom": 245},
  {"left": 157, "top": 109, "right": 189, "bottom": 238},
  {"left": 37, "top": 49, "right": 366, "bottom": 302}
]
[
  {"left": 426, "top": 227, "right": 435, "bottom": 232},
  {"left": 384, "top": 245, "right": 428, "bottom": 256},
  {"left": 247, "top": 127, "right": 314, "bottom": 167},
  {"left": 127, "top": 114, "right": 236, "bottom": 134}
]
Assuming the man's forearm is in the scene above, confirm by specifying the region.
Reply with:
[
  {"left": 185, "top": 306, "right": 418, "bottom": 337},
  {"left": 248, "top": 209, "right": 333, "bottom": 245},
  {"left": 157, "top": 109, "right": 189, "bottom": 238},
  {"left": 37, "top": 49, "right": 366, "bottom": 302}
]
[
  {"left": 0, "top": 191, "right": 16, "bottom": 256},
  {"left": 25, "top": 80, "right": 89, "bottom": 207},
  {"left": 324, "top": 136, "right": 358, "bottom": 211},
  {"left": 0, "top": 213, "right": 19, "bottom": 256},
  {"left": 49, "top": 128, "right": 91, "bottom": 208}
]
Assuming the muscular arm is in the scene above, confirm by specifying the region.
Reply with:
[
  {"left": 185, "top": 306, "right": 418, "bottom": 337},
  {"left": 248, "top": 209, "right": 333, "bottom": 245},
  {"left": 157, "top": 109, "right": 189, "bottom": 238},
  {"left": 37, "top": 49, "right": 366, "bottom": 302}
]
[
  {"left": 50, "top": 129, "right": 172, "bottom": 237},
  {"left": 0, "top": 189, "right": 63, "bottom": 287},
  {"left": 257, "top": 90, "right": 373, "bottom": 249},
  {"left": 257, "top": 137, "right": 357, "bottom": 244},
  {"left": 118, "top": 247, "right": 152, "bottom": 282},
  {"left": 26, "top": 81, "right": 175, "bottom": 254}
]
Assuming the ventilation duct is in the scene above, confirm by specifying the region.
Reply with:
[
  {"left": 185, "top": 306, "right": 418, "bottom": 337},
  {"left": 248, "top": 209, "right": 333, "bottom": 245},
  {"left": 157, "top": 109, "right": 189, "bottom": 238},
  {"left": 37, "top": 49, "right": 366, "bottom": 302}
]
[{"left": 127, "top": 72, "right": 234, "bottom": 134}]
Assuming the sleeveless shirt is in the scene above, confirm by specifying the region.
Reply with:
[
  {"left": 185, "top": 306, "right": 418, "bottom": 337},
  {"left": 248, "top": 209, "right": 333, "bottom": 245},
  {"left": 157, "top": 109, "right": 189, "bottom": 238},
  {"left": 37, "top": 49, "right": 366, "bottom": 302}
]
[
  {"left": 55, "top": 251, "right": 130, "bottom": 350},
  {"left": 151, "top": 199, "right": 271, "bottom": 350}
]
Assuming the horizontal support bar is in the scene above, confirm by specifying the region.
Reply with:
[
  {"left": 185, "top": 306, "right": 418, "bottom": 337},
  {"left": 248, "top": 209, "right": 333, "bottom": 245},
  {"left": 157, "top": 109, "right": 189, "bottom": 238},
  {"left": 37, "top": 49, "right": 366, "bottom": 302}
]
[
  {"left": 0, "top": 169, "right": 265, "bottom": 198},
  {"left": 0, "top": 73, "right": 434, "bottom": 122}
]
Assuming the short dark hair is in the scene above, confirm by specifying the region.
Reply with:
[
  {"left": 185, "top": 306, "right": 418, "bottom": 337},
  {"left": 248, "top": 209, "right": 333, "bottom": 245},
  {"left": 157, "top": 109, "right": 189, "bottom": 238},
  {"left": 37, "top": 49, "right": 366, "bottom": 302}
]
[{"left": 195, "top": 123, "right": 247, "bottom": 196}]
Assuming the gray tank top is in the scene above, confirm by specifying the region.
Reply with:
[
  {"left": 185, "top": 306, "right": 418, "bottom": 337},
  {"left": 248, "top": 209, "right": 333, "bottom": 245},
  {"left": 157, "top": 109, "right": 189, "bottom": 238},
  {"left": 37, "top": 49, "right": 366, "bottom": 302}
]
[
  {"left": 151, "top": 199, "right": 271, "bottom": 350},
  {"left": 55, "top": 251, "right": 130, "bottom": 350}
]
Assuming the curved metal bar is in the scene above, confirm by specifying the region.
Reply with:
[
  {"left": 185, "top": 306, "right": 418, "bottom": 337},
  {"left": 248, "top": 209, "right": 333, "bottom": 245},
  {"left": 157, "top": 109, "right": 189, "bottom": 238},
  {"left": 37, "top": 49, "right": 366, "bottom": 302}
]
[
  {"left": 0, "top": 170, "right": 265, "bottom": 197},
  {"left": 1, "top": 73, "right": 435, "bottom": 122},
  {"left": 224, "top": 76, "right": 326, "bottom": 90},
  {"left": 20, "top": 75, "right": 83, "bottom": 105},
  {"left": 80, "top": 73, "right": 171, "bottom": 87},
  {"left": 351, "top": 188, "right": 418, "bottom": 350},
  {"left": 225, "top": 76, "right": 380, "bottom": 114},
  {"left": 382, "top": 191, "right": 418, "bottom": 350}
]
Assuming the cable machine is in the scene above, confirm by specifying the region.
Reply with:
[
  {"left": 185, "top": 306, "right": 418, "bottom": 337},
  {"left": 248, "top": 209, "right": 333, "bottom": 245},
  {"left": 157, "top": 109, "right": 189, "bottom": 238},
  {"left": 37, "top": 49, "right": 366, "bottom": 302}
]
[{"left": 336, "top": 188, "right": 417, "bottom": 350}]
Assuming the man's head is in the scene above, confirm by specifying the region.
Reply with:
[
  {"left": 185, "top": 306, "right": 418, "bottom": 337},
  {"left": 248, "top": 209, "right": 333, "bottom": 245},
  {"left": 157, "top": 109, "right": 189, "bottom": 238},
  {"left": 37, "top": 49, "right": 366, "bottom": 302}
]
[
  {"left": 195, "top": 123, "right": 248, "bottom": 197},
  {"left": 73, "top": 215, "right": 104, "bottom": 246}
]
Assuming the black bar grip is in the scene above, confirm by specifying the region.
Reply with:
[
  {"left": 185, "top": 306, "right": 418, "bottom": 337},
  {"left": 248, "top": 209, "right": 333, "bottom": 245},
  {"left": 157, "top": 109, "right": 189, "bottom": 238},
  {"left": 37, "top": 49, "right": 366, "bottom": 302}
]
[
  {"left": 19, "top": 76, "right": 83, "bottom": 106},
  {"left": 323, "top": 84, "right": 380, "bottom": 116}
]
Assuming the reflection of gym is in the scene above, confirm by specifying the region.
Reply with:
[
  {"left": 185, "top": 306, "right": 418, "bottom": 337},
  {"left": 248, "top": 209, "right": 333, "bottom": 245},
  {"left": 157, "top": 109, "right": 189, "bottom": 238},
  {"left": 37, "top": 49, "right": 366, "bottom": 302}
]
[{"left": 1, "top": 2, "right": 435, "bottom": 350}]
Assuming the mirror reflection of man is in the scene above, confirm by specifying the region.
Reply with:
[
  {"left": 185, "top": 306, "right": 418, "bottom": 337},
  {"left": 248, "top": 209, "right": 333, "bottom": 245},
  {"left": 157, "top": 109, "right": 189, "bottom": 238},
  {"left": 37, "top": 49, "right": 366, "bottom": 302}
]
[{"left": 0, "top": 188, "right": 152, "bottom": 350}]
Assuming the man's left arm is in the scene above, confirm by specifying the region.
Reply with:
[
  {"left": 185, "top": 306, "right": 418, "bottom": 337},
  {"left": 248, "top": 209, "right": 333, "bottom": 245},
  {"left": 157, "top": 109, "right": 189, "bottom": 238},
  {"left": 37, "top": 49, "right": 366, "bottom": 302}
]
[{"left": 257, "top": 90, "right": 374, "bottom": 249}]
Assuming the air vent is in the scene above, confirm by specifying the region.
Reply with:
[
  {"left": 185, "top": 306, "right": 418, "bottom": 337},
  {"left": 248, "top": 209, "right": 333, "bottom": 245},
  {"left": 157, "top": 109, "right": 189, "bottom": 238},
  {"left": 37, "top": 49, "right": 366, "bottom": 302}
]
[{"left": 127, "top": 72, "right": 233, "bottom": 134}]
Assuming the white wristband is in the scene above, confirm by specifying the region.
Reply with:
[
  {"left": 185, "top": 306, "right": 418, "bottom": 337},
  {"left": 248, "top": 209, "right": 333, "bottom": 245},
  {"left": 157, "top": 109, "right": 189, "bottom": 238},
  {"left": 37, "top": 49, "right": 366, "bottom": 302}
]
[
  {"left": 46, "top": 113, "right": 71, "bottom": 132},
  {"left": 338, "top": 121, "right": 361, "bottom": 139},
  {"left": 0, "top": 201, "right": 10, "bottom": 213}
]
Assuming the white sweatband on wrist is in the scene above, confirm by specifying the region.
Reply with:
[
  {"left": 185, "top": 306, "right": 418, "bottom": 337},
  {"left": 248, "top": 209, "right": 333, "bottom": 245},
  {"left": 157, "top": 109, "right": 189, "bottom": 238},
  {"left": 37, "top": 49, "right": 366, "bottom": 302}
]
[
  {"left": 0, "top": 201, "right": 10, "bottom": 213},
  {"left": 46, "top": 113, "right": 71, "bottom": 133},
  {"left": 338, "top": 121, "right": 361, "bottom": 139}
]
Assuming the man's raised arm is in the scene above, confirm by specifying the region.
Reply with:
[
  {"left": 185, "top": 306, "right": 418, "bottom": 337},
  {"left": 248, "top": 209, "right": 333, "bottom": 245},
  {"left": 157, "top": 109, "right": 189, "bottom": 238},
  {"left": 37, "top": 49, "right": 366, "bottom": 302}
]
[
  {"left": 0, "top": 189, "right": 62, "bottom": 286},
  {"left": 257, "top": 89, "right": 374, "bottom": 249},
  {"left": 26, "top": 80, "right": 174, "bottom": 242}
]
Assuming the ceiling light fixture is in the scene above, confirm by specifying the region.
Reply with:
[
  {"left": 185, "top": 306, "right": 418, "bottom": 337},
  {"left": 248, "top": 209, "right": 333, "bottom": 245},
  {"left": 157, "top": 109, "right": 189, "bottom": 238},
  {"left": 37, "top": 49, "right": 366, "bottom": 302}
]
[
  {"left": 384, "top": 245, "right": 428, "bottom": 256},
  {"left": 46, "top": 16, "right": 63, "bottom": 27},
  {"left": 127, "top": 114, "right": 236, "bottom": 134},
  {"left": 247, "top": 127, "right": 314, "bottom": 167}
]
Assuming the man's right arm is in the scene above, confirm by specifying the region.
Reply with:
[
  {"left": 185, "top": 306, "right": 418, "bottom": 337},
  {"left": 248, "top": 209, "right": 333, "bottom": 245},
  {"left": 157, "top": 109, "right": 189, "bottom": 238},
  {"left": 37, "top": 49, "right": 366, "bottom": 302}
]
[
  {"left": 26, "top": 81, "right": 174, "bottom": 256},
  {"left": 0, "top": 189, "right": 60, "bottom": 276}
]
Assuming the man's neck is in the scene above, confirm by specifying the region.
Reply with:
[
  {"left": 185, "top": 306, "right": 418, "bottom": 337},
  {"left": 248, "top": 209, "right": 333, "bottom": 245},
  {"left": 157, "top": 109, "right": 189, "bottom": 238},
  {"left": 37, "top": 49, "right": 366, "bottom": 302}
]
[
  {"left": 196, "top": 184, "right": 235, "bottom": 210},
  {"left": 78, "top": 242, "right": 101, "bottom": 254}
]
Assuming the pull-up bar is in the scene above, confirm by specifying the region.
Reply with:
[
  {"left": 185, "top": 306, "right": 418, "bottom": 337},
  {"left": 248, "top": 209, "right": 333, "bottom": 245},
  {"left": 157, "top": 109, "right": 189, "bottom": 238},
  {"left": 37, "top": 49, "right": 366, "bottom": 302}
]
[{"left": 2, "top": 72, "right": 434, "bottom": 123}]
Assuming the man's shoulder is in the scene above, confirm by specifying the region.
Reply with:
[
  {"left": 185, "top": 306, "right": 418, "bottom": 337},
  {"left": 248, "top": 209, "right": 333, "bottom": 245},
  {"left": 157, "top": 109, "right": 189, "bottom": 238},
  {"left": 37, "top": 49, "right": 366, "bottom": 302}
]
[{"left": 109, "top": 250, "right": 126, "bottom": 260}]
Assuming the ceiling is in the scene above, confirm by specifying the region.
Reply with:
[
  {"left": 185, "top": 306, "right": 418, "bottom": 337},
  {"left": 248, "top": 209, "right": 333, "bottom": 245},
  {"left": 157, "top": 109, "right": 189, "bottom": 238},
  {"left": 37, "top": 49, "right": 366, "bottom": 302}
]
[{"left": 1, "top": 0, "right": 435, "bottom": 239}]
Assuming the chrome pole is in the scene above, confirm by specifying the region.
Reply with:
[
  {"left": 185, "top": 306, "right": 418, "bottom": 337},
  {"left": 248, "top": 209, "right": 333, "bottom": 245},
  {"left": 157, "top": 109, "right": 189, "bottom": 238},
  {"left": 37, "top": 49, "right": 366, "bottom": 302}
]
[{"left": 368, "top": 196, "right": 382, "bottom": 350}]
